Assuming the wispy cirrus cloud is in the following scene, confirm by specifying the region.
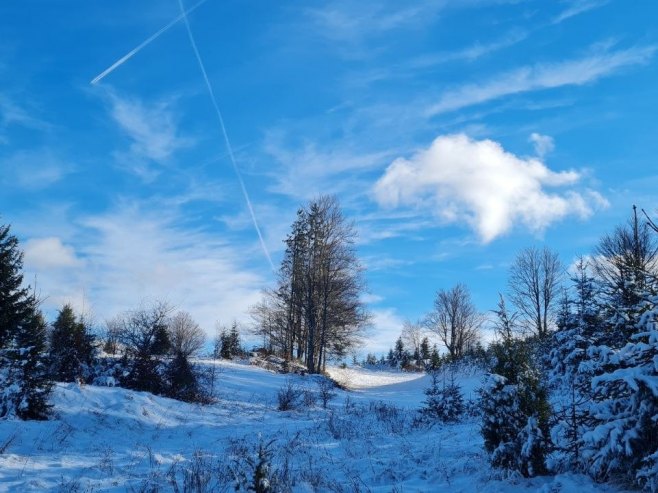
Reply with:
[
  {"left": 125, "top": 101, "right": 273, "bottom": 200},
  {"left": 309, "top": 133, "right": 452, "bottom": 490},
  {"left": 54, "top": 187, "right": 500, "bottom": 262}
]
[
  {"left": 20, "top": 200, "right": 266, "bottom": 334},
  {"left": 104, "top": 90, "right": 192, "bottom": 178},
  {"left": 345, "top": 30, "right": 528, "bottom": 88},
  {"left": 3, "top": 149, "right": 72, "bottom": 190},
  {"left": 427, "top": 44, "right": 657, "bottom": 116},
  {"left": 0, "top": 94, "right": 51, "bottom": 144},
  {"left": 264, "top": 131, "right": 394, "bottom": 200},
  {"left": 408, "top": 30, "right": 527, "bottom": 70},
  {"left": 306, "top": 1, "right": 442, "bottom": 45},
  {"left": 553, "top": 0, "right": 610, "bottom": 24},
  {"left": 374, "top": 133, "right": 608, "bottom": 243}
]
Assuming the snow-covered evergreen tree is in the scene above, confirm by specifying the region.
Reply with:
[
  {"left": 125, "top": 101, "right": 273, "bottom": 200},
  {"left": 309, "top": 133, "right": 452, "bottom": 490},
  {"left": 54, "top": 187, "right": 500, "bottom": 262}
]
[
  {"left": 0, "top": 221, "right": 52, "bottom": 420},
  {"left": 1, "top": 308, "right": 52, "bottom": 420},
  {"left": 582, "top": 294, "right": 658, "bottom": 491},
  {"left": 480, "top": 296, "right": 550, "bottom": 477},
  {"left": 548, "top": 258, "right": 602, "bottom": 470},
  {"left": 420, "top": 370, "right": 464, "bottom": 423},
  {"left": 165, "top": 351, "right": 203, "bottom": 403}
]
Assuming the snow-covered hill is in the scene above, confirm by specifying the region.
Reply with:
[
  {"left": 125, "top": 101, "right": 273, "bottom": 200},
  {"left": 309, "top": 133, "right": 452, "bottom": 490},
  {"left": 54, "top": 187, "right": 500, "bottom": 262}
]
[{"left": 0, "top": 361, "right": 626, "bottom": 492}]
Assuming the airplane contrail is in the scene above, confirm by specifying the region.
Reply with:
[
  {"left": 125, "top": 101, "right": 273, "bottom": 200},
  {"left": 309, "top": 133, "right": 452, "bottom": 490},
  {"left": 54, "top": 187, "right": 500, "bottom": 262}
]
[
  {"left": 177, "top": 0, "right": 276, "bottom": 272},
  {"left": 91, "top": 0, "right": 209, "bottom": 85}
]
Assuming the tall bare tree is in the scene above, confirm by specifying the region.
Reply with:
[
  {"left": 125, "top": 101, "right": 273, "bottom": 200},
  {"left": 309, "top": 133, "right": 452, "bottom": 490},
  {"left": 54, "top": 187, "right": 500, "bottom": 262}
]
[
  {"left": 251, "top": 196, "right": 369, "bottom": 373},
  {"left": 401, "top": 319, "right": 425, "bottom": 356},
  {"left": 424, "top": 283, "right": 482, "bottom": 359},
  {"left": 594, "top": 206, "right": 658, "bottom": 304},
  {"left": 167, "top": 311, "right": 206, "bottom": 358},
  {"left": 508, "top": 246, "right": 563, "bottom": 338}
]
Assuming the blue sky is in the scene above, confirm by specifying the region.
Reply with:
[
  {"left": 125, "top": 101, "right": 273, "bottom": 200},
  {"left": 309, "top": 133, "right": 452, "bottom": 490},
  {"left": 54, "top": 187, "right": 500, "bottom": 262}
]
[{"left": 1, "top": 0, "right": 657, "bottom": 352}]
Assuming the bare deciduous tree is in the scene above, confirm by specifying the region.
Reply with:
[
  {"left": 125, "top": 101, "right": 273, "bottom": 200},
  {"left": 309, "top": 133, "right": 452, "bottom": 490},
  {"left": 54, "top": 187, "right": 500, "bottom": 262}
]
[
  {"left": 401, "top": 319, "right": 424, "bottom": 356},
  {"left": 508, "top": 246, "right": 563, "bottom": 338},
  {"left": 168, "top": 311, "right": 206, "bottom": 358},
  {"left": 114, "top": 301, "right": 174, "bottom": 393},
  {"left": 424, "top": 283, "right": 482, "bottom": 359},
  {"left": 251, "top": 196, "right": 369, "bottom": 373},
  {"left": 595, "top": 206, "right": 658, "bottom": 304}
]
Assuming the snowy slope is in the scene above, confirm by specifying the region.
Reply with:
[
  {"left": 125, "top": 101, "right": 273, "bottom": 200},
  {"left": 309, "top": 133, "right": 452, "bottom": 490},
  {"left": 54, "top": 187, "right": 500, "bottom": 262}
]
[{"left": 0, "top": 361, "right": 628, "bottom": 492}]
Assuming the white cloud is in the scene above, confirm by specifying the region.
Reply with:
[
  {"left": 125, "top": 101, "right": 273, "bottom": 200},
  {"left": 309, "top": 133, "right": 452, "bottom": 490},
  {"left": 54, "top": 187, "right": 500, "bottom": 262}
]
[
  {"left": 264, "top": 132, "right": 392, "bottom": 199},
  {"left": 24, "top": 237, "right": 82, "bottom": 270},
  {"left": 19, "top": 202, "right": 266, "bottom": 336},
  {"left": 427, "top": 44, "right": 657, "bottom": 116},
  {"left": 105, "top": 91, "right": 191, "bottom": 176},
  {"left": 0, "top": 94, "right": 51, "bottom": 135},
  {"left": 76, "top": 205, "right": 265, "bottom": 333},
  {"left": 529, "top": 133, "right": 555, "bottom": 159},
  {"left": 409, "top": 30, "right": 527, "bottom": 69},
  {"left": 306, "top": 1, "right": 441, "bottom": 45},
  {"left": 306, "top": 0, "right": 518, "bottom": 48},
  {"left": 361, "top": 293, "right": 384, "bottom": 304},
  {"left": 363, "top": 307, "right": 405, "bottom": 353},
  {"left": 553, "top": 0, "right": 609, "bottom": 24},
  {"left": 373, "top": 133, "right": 608, "bottom": 242},
  {"left": 4, "top": 149, "right": 71, "bottom": 189}
]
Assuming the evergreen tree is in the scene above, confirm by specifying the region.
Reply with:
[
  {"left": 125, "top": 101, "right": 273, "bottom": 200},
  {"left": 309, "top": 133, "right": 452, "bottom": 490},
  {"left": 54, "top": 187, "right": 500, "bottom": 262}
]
[
  {"left": 0, "top": 223, "right": 31, "bottom": 348},
  {"left": 548, "top": 259, "right": 602, "bottom": 470},
  {"left": 165, "top": 351, "right": 202, "bottom": 403},
  {"left": 394, "top": 337, "right": 405, "bottom": 364},
  {"left": 0, "top": 221, "right": 52, "bottom": 420},
  {"left": 480, "top": 297, "right": 551, "bottom": 477},
  {"left": 220, "top": 330, "right": 231, "bottom": 359},
  {"left": 420, "top": 370, "right": 464, "bottom": 423},
  {"left": 1, "top": 307, "right": 52, "bottom": 420},
  {"left": 594, "top": 206, "right": 658, "bottom": 348},
  {"left": 229, "top": 322, "right": 241, "bottom": 357},
  {"left": 582, "top": 293, "right": 658, "bottom": 490},
  {"left": 428, "top": 346, "right": 442, "bottom": 371},
  {"left": 49, "top": 304, "right": 95, "bottom": 382},
  {"left": 420, "top": 337, "right": 431, "bottom": 361}
]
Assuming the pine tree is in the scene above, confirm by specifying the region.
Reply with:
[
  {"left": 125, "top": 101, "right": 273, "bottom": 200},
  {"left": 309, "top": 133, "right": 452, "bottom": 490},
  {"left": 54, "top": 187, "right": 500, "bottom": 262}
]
[
  {"left": 166, "top": 351, "right": 202, "bottom": 403},
  {"left": 220, "top": 330, "right": 231, "bottom": 359},
  {"left": 548, "top": 259, "right": 601, "bottom": 470},
  {"left": 229, "top": 322, "right": 241, "bottom": 357},
  {"left": 386, "top": 348, "right": 396, "bottom": 367},
  {"left": 49, "top": 304, "right": 95, "bottom": 382},
  {"left": 0, "top": 221, "right": 52, "bottom": 420},
  {"left": 1, "top": 306, "right": 52, "bottom": 420},
  {"left": 480, "top": 297, "right": 550, "bottom": 477},
  {"left": 394, "top": 337, "right": 405, "bottom": 365},
  {"left": 582, "top": 293, "right": 658, "bottom": 490},
  {"left": 420, "top": 370, "right": 464, "bottom": 423},
  {"left": 429, "top": 346, "right": 442, "bottom": 371},
  {"left": 0, "top": 223, "right": 31, "bottom": 348},
  {"left": 420, "top": 337, "right": 431, "bottom": 361}
]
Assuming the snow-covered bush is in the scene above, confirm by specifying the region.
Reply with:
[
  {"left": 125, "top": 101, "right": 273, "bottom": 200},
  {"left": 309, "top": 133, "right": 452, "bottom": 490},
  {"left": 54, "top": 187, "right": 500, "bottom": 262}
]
[
  {"left": 317, "top": 377, "right": 337, "bottom": 409},
  {"left": 277, "top": 379, "right": 302, "bottom": 411}
]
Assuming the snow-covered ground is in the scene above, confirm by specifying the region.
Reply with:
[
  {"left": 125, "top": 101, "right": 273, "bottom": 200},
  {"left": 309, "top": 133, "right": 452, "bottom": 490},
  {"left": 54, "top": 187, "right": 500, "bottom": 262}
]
[{"left": 0, "top": 361, "right": 627, "bottom": 492}]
